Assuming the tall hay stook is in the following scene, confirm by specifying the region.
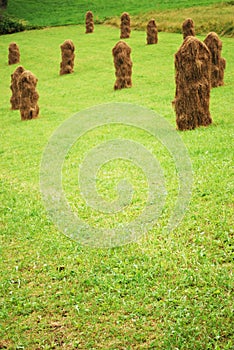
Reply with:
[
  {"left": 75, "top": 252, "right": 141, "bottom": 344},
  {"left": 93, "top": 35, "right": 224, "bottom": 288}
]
[
  {"left": 174, "top": 36, "right": 212, "bottom": 131},
  {"left": 204, "top": 32, "right": 226, "bottom": 88},
  {"left": 112, "top": 41, "right": 132, "bottom": 90},
  {"left": 120, "top": 12, "right": 131, "bottom": 39},
  {"left": 85, "top": 11, "right": 94, "bottom": 33},
  {"left": 60, "top": 39, "right": 75, "bottom": 75},
  {"left": 10, "top": 65, "right": 25, "bottom": 110},
  {"left": 18, "top": 70, "right": 39, "bottom": 121},
  {"left": 8, "top": 42, "right": 20, "bottom": 65},
  {"left": 182, "top": 18, "right": 195, "bottom": 39},
  {"left": 146, "top": 19, "right": 158, "bottom": 45}
]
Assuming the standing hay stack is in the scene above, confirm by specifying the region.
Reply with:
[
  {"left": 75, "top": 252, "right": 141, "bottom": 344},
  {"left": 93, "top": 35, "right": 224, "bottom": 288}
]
[
  {"left": 18, "top": 70, "right": 39, "bottom": 121},
  {"left": 182, "top": 18, "right": 195, "bottom": 39},
  {"left": 120, "top": 12, "right": 131, "bottom": 39},
  {"left": 204, "top": 32, "right": 226, "bottom": 88},
  {"left": 146, "top": 19, "right": 158, "bottom": 45},
  {"left": 8, "top": 42, "right": 20, "bottom": 65},
  {"left": 85, "top": 11, "right": 94, "bottom": 33},
  {"left": 60, "top": 39, "right": 75, "bottom": 75},
  {"left": 173, "top": 36, "right": 212, "bottom": 130},
  {"left": 112, "top": 41, "right": 132, "bottom": 90},
  {"left": 10, "top": 65, "right": 25, "bottom": 110}
]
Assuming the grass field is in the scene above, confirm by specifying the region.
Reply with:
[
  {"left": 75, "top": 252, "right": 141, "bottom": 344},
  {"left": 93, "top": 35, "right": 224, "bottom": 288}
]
[
  {"left": 4, "top": 0, "right": 232, "bottom": 34},
  {"left": 0, "top": 13, "right": 234, "bottom": 350}
]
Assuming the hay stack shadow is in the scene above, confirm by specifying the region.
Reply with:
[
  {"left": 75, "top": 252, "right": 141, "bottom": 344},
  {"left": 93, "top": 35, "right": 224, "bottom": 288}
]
[
  {"left": 85, "top": 11, "right": 94, "bottom": 33},
  {"left": 174, "top": 36, "right": 212, "bottom": 130},
  {"left": 18, "top": 70, "right": 39, "bottom": 121},
  {"left": 8, "top": 42, "right": 20, "bottom": 65},
  {"left": 112, "top": 41, "right": 132, "bottom": 90},
  {"left": 120, "top": 12, "right": 131, "bottom": 39},
  {"left": 204, "top": 32, "right": 226, "bottom": 88},
  {"left": 10, "top": 65, "right": 25, "bottom": 110},
  {"left": 146, "top": 19, "right": 158, "bottom": 45},
  {"left": 60, "top": 40, "right": 75, "bottom": 75},
  {"left": 182, "top": 18, "right": 195, "bottom": 39}
]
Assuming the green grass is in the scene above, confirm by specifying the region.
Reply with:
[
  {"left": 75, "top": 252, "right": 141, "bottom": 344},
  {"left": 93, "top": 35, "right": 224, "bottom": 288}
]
[
  {"left": 5, "top": 0, "right": 229, "bottom": 27},
  {"left": 1, "top": 24, "right": 234, "bottom": 349}
]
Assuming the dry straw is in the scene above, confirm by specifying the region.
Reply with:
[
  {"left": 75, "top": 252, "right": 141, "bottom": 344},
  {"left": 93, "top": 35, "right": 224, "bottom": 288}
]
[
  {"left": 174, "top": 36, "right": 212, "bottom": 130},
  {"left": 204, "top": 32, "right": 226, "bottom": 87},
  {"left": 112, "top": 41, "right": 132, "bottom": 90},
  {"left": 120, "top": 12, "right": 131, "bottom": 39},
  {"left": 8, "top": 42, "right": 20, "bottom": 65},
  {"left": 182, "top": 18, "right": 195, "bottom": 40},
  {"left": 146, "top": 19, "right": 158, "bottom": 45},
  {"left": 60, "top": 40, "right": 75, "bottom": 75},
  {"left": 18, "top": 70, "right": 39, "bottom": 121},
  {"left": 85, "top": 11, "right": 94, "bottom": 33},
  {"left": 10, "top": 65, "right": 25, "bottom": 110}
]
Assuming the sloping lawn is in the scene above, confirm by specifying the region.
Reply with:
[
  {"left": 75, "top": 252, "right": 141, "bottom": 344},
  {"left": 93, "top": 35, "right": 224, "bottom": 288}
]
[{"left": 0, "top": 24, "right": 233, "bottom": 349}]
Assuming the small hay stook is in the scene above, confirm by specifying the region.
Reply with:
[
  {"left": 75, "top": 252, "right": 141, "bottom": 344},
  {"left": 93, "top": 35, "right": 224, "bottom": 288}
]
[
  {"left": 174, "top": 36, "right": 212, "bottom": 130},
  {"left": 146, "top": 19, "right": 158, "bottom": 45},
  {"left": 60, "top": 39, "right": 75, "bottom": 75},
  {"left": 120, "top": 12, "right": 131, "bottom": 39},
  {"left": 8, "top": 42, "right": 20, "bottom": 65},
  {"left": 18, "top": 70, "right": 39, "bottom": 121},
  {"left": 112, "top": 40, "right": 132, "bottom": 90}
]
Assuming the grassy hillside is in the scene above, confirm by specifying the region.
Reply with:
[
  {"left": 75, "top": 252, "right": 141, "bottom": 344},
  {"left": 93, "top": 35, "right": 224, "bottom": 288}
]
[
  {"left": 106, "top": 2, "right": 234, "bottom": 36},
  {"left": 5, "top": 0, "right": 229, "bottom": 27},
  {"left": 1, "top": 24, "right": 233, "bottom": 348}
]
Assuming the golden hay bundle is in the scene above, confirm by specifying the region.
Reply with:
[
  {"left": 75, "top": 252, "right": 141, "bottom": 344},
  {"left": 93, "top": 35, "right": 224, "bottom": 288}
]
[
  {"left": 18, "top": 70, "right": 39, "bottom": 121},
  {"left": 182, "top": 18, "right": 195, "bottom": 40},
  {"left": 8, "top": 42, "right": 20, "bottom": 65},
  {"left": 10, "top": 65, "right": 25, "bottom": 110},
  {"left": 174, "top": 36, "right": 212, "bottom": 130},
  {"left": 60, "top": 39, "right": 75, "bottom": 75},
  {"left": 146, "top": 19, "right": 158, "bottom": 45},
  {"left": 85, "top": 11, "right": 94, "bottom": 33},
  {"left": 112, "top": 41, "right": 132, "bottom": 90},
  {"left": 120, "top": 12, "right": 131, "bottom": 39},
  {"left": 204, "top": 32, "right": 226, "bottom": 87}
]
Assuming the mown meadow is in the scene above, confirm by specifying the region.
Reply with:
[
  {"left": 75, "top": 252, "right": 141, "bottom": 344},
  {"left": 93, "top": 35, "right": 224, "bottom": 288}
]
[{"left": 0, "top": 1, "right": 234, "bottom": 349}]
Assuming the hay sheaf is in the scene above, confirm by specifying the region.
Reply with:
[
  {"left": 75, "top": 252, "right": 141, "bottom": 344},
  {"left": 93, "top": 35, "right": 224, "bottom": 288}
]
[
  {"left": 8, "top": 42, "right": 20, "bottom": 65},
  {"left": 146, "top": 19, "right": 158, "bottom": 45},
  {"left": 182, "top": 18, "right": 195, "bottom": 39},
  {"left": 60, "top": 39, "right": 75, "bottom": 75},
  {"left": 120, "top": 12, "right": 131, "bottom": 39},
  {"left": 174, "top": 36, "right": 212, "bottom": 130},
  {"left": 204, "top": 32, "right": 226, "bottom": 87},
  {"left": 18, "top": 70, "right": 39, "bottom": 121},
  {"left": 85, "top": 11, "right": 94, "bottom": 33},
  {"left": 112, "top": 41, "right": 132, "bottom": 90},
  {"left": 10, "top": 65, "right": 25, "bottom": 110}
]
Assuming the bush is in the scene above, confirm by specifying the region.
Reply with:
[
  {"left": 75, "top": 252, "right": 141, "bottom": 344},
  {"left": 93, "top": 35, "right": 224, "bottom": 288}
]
[
  {"left": 0, "top": 12, "right": 27, "bottom": 34},
  {"left": 0, "top": 0, "right": 8, "bottom": 9}
]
